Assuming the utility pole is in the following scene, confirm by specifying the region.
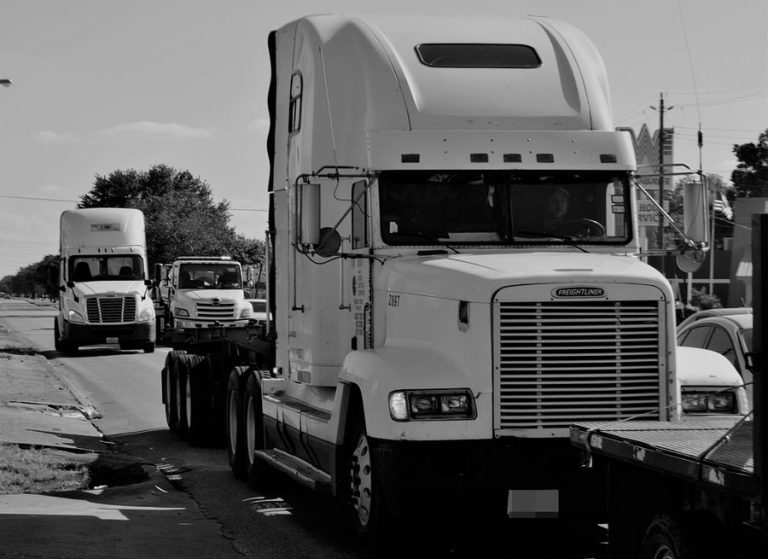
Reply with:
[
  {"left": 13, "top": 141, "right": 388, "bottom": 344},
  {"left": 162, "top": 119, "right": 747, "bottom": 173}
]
[{"left": 651, "top": 92, "right": 674, "bottom": 275}]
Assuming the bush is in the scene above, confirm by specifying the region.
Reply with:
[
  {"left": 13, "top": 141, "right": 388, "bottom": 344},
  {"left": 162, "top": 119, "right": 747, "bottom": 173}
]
[{"left": 690, "top": 288, "right": 722, "bottom": 310}]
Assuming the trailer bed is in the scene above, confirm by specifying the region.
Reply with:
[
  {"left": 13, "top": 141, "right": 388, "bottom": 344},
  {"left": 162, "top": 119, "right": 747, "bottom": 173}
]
[{"left": 571, "top": 417, "right": 755, "bottom": 493}]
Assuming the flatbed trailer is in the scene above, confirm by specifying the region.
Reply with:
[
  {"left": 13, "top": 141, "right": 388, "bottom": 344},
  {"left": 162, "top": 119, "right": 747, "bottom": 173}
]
[
  {"left": 570, "top": 214, "right": 768, "bottom": 559},
  {"left": 571, "top": 418, "right": 760, "bottom": 557}
]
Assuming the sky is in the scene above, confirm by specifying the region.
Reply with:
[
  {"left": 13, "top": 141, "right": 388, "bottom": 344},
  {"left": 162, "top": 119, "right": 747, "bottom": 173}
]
[{"left": 1, "top": 0, "right": 766, "bottom": 280}]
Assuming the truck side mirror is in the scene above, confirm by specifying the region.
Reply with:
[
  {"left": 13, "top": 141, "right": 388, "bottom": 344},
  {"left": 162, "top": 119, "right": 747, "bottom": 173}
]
[
  {"left": 299, "top": 183, "right": 321, "bottom": 245},
  {"left": 676, "top": 181, "right": 711, "bottom": 273},
  {"left": 153, "top": 263, "right": 165, "bottom": 283},
  {"left": 315, "top": 227, "right": 341, "bottom": 257},
  {"left": 682, "top": 181, "right": 710, "bottom": 247}
]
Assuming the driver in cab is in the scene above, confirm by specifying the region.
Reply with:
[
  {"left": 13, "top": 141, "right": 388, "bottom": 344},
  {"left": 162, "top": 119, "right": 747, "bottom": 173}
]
[{"left": 542, "top": 186, "right": 570, "bottom": 232}]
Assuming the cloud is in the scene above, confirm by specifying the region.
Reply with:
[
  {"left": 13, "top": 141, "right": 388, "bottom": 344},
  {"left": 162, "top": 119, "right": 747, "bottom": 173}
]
[
  {"left": 33, "top": 130, "right": 80, "bottom": 143},
  {"left": 98, "top": 121, "right": 215, "bottom": 141}
]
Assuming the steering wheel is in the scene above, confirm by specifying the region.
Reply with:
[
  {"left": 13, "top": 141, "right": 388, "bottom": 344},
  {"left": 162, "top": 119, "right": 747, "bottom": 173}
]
[{"left": 559, "top": 218, "right": 606, "bottom": 239}]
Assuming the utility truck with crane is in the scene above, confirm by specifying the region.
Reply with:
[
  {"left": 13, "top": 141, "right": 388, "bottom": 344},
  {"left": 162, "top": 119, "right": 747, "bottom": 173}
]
[{"left": 160, "top": 14, "right": 711, "bottom": 546}]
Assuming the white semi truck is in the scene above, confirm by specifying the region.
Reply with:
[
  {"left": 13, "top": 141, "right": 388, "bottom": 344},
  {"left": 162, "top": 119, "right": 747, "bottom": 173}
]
[
  {"left": 53, "top": 208, "right": 156, "bottom": 354},
  {"left": 161, "top": 14, "right": 710, "bottom": 547}
]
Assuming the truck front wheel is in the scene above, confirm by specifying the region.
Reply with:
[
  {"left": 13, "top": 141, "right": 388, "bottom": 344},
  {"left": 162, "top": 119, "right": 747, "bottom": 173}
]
[
  {"left": 344, "top": 420, "right": 393, "bottom": 552},
  {"left": 54, "top": 319, "right": 63, "bottom": 352}
]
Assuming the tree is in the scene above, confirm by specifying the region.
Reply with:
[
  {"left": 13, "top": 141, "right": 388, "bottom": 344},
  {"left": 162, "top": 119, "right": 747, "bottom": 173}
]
[
  {"left": 7, "top": 255, "right": 59, "bottom": 299},
  {"left": 78, "top": 164, "right": 263, "bottom": 268},
  {"left": 731, "top": 129, "right": 768, "bottom": 198}
]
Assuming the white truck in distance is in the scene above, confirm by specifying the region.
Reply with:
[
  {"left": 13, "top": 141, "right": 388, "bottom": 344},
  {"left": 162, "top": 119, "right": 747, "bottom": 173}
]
[
  {"left": 161, "top": 14, "right": 711, "bottom": 548},
  {"left": 158, "top": 256, "right": 253, "bottom": 329},
  {"left": 53, "top": 208, "right": 156, "bottom": 354}
]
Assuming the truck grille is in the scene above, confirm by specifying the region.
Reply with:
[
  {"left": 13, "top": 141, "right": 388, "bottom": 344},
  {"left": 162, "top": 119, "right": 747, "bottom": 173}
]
[
  {"left": 495, "top": 301, "right": 661, "bottom": 431},
  {"left": 196, "top": 301, "right": 237, "bottom": 320},
  {"left": 86, "top": 297, "right": 137, "bottom": 323}
]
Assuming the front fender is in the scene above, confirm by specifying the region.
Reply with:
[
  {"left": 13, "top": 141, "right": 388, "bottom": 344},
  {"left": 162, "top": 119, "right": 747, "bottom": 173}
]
[{"left": 339, "top": 343, "right": 492, "bottom": 441}]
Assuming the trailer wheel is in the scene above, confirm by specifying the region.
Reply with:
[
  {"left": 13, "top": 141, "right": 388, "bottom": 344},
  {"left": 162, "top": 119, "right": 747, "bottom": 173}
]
[
  {"left": 175, "top": 354, "right": 190, "bottom": 440},
  {"left": 226, "top": 367, "right": 249, "bottom": 479},
  {"left": 640, "top": 514, "right": 693, "bottom": 559},
  {"left": 344, "top": 419, "right": 393, "bottom": 552},
  {"left": 641, "top": 513, "right": 724, "bottom": 559},
  {"left": 244, "top": 373, "right": 268, "bottom": 487},
  {"left": 163, "top": 350, "right": 185, "bottom": 432},
  {"left": 185, "top": 355, "right": 211, "bottom": 446}
]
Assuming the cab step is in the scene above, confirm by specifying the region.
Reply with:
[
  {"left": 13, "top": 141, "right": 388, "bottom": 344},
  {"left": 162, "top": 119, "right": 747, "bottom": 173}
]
[{"left": 254, "top": 448, "right": 331, "bottom": 492}]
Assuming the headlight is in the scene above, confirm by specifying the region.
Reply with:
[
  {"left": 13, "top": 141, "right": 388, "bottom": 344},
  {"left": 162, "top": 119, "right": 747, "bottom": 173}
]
[
  {"left": 137, "top": 305, "right": 155, "bottom": 322},
  {"left": 239, "top": 306, "right": 253, "bottom": 319},
  {"left": 67, "top": 310, "right": 85, "bottom": 323},
  {"left": 174, "top": 307, "right": 190, "bottom": 318},
  {"left": 681, "top": 390, "right": 737, "bottom": 414},
  {"left": 388, "top": 389, "right": 476, "bottom": 421}
]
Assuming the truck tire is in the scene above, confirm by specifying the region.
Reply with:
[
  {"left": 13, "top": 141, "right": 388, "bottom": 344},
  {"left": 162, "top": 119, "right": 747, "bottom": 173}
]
[
  {"left": 640, "top": 514, "right": 693, "bottom": 559},
  {"left": 143, "top": 342, "right": 155, "bottom": 354},
  {"left": 226, "top": 366, "right": 249, "bottom": 479},
  {"left": 54, "top": 319, "right": 63, "bottom": 352},
  {"left": 344, "top": 418, "right": 393, "bottom": 553},
  {"left": 175, "top": 354, "right": 191, "bottom": 440},
  {"left": 244, "top": 372, "right": 268, "bottom": 488},
  {"left": 185, "top": 355, "right": 212, "bottom": 446},
  {"left": 163, "top": 350, "right": 185, "bottom": 432}
]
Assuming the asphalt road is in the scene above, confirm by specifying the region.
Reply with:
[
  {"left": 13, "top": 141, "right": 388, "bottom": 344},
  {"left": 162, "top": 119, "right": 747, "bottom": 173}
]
[{"left": 1, "top": 302, "right": 607, "bottom": 559}]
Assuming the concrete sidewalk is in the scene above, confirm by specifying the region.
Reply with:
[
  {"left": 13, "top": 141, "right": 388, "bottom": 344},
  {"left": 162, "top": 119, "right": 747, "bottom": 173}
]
[
  {"left": 0, "top": 306, "right": 246, "bottom": 558},
  {"left": 0, "top": 328, "right": 105, "bottom": 453}
]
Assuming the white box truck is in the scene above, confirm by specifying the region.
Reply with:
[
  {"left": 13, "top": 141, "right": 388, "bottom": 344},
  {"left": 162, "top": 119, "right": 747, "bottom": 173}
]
[
  {"left": 160, "top": 14, "right": 711, "bottom": 548},
  {"left": 54, "top": 208, "right": 156, "bottom": 354}
]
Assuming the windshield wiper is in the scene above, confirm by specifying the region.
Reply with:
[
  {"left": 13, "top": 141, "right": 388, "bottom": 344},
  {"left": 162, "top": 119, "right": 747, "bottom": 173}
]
[{"left": 512, "top": 230, "right": 589, "bottom": 253}]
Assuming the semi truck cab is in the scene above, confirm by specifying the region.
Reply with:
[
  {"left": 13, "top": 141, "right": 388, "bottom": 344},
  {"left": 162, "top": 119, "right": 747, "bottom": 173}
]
[{"left": 161, "top": 256, "right": 253, "bottom": 329}]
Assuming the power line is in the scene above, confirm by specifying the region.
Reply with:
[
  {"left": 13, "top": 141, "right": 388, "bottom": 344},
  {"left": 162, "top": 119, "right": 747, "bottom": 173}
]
[
  {"left": 0, "top": 194, "right": 268, "bottom": 213},
  {"left": 0, "top": 194, "right": 77, "bottom": 203}
]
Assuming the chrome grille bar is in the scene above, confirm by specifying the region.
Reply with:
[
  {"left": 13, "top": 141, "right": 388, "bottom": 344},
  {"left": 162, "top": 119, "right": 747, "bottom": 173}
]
[{"left": 495, "top": 301, "right": 662, "bottom": 431}]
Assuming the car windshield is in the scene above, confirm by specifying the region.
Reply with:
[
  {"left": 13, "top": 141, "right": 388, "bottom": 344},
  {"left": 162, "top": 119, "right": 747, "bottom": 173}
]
[
  {"left": 69, "top": 255, "right": 144, "bottom": 282},
  {"left": 378, "top": 170, "right": 631, "bottom": 246},
  {"left": 179, "top": 264, "right": 242, "bottom": 290}
]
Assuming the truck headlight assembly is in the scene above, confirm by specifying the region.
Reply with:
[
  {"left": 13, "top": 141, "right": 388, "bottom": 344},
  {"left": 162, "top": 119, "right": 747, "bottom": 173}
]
[
  {"left": 681, "top": 390, "right": 737, "bottom": 414},
  {"left": 388, "top": 389, "right": 476, "bottom": 421},
  {"left": 239, "top": 306, "right": 253, "bottom": 319},
  {"left": 138, "top": 305, "right": 155, "bottom": 322},
  {"left": 174, "top": 307, "right": 190, "bottom": 318},
  {"left": 66, "top": 310, "right": 85, "bottom": 324}
]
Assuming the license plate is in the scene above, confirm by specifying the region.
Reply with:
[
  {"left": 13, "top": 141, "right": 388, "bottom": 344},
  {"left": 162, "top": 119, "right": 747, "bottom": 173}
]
[
  {"left": 106, "top": 337, "right": 119, "bottom": 344},
  {"left": 507, "top": 489, "right": 559, "bottom": 519}
]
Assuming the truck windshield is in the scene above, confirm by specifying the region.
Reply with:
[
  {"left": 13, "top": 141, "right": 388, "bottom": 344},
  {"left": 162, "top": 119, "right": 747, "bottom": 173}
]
[
  {"left": 69, "top": 255, "right": 144, "bottom": 282},
  {"left": 378, "top": 170, "right": 631, "bottom": 246},
  {"left": 179, "top": 264, "right": 242, "bottom": 290}
]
